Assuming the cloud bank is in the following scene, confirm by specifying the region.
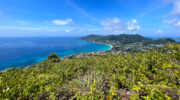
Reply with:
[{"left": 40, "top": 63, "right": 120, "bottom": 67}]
[
  {"left": 16, "top": 20, "right": 30, "bottom": 26},
  {"left": 127, "top": 19, "right": 140, "bottom": 31},
  {"left": 171, "top": 0, "right": 180, "bottom": 16},
  {"left": 163, "top": 18, "right": 180, "bottom": 27},
  {"left": 101, "top": 18, "right": 140, "bottom": 34},
  {"left": 52, "top": 19, "right": 73, "bottom": 25},
  {"left": 162, "top": 0, "right": 180, "bottom": 29}
]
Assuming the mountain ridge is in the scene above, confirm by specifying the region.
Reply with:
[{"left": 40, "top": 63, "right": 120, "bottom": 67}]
[{"left": 79, "top": 34, "right": 176, "bottom": 45}]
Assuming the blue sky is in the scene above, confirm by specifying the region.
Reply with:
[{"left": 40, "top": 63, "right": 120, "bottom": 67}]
[{"left": 0, "top": 0, "right": 180, "bottom": 38}]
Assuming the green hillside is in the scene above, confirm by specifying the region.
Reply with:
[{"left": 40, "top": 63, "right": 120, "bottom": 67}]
[
  {"left": 79, "top": 34, "right": 150, "bottom": 44},
  {"left": 79, "top": 34, "right": 177, "bottom": 53},
  {"left": 0, "top": 43, "right": 179, "bottom": 99},
  {"left": 79, "top": 34, "right": 176, "bottom": 45}
]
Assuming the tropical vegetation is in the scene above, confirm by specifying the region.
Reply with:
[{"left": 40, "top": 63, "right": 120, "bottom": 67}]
[
  {"left": 0, "top": 43, "right": 180, "bottom": 100},
  {"left": 79, "top": 34, "right": 177, "bottom": 53}
]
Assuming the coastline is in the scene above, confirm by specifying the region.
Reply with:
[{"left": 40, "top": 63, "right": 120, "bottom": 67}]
[
  {"left": 0, "top": 41, "right": 113, "bottom": 72},
  {"left": 65, "top": 40, "right": 113, "bottom": 59},
  {"left": 91, "top": 42, "right": 113, "bottom": 50},
  {"left": 64, "top": 41, "right": 113, "bottom": 59}
]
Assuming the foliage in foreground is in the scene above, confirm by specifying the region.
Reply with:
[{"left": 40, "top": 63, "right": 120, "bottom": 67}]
[{"left": 0, "top": 44, "right": 180, "bottom": 100}]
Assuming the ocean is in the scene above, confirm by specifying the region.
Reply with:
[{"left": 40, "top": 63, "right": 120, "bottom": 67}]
[{"left": 0, "top": 37, "right": 112, "bottom": 71}]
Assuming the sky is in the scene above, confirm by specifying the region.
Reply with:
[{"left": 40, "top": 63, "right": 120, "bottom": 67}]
[{"left": 0, "top": 0, "right": 180, "bottom": 38}]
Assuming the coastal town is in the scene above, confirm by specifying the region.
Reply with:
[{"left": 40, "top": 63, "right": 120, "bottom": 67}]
[
  {"left": 68, "top": 34, "right": 173, "bottom": 59},
  {"left": 67, "top": 43, "right": 165, "bottom": 59}
]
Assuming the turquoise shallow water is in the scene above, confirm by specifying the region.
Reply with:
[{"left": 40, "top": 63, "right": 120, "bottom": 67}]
[{"left": 0, "top": 37, "right": 112, "bottom": 71}]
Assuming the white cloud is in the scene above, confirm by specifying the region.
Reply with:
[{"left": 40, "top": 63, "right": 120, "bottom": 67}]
[
  {"left": 164, "top": 0, "right": 180, "bottom": 16},
  {"left": 161, "top": 0, "right": 180, "bottom": 29},
  {"left": 163, "top": 18, "right": 180, "bottom": 27},
  {"left": 0, "top": 26, "right": 41, "bottom": 31},
  {"left": 127, "top": 19, "right": 140, "bottom": 31},
  {"left": 101, "top": 18, "right": 125, "bottom": 33},
  {"left": 175, "top": 21, "right": 180, "bottom": 26},
  {"left": 163, "top": 18, "right": 178, "bottom": 24},
  {"left": 157, "top": 30, "right": 163, "bottom": 33},
  {"left": 171, "top": 0, "right": 180, "bottom": 16},
  {"left": 0, "top": 26, "right": 55, "bottom": 31},
  {"left": 101, "top": 18, "right": 120, "bottom": 26},
  {"left": 65, "top": 29, "right": 70, "bottom": 32},
  {"left": 101, "top": 18, "right": 140, "bottom": 34},
  {"left": 162, "top": 0, "right": 180, "bottom": 28},
  {"left": 52, "top": 19, "right": 73, "bottom": 25},
  {"left": 16, "top": 20, "right": 30, "bottom": 26}
]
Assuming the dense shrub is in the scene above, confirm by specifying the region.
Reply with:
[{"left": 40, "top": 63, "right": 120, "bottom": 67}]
[
  {"left": 47, "top": 53, "right": 61, "bottom": 62},
  {"left": 0, "top": 44, "right": 179, "bottom": 100}
]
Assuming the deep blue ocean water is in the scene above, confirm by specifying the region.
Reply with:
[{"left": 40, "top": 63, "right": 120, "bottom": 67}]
[{"left": 0, "top": 37, "right": 112, "bottom": 71}]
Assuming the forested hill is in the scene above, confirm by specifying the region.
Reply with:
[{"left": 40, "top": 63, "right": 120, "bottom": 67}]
[
  {"left": 0, "top": 44, "right": 179, "bottom": 99},
  {"left": 79, "top": 34, "right": 176, "bottom": 45}
]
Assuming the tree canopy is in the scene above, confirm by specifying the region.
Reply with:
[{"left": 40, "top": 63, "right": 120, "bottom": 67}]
[{"left": 47, "top": 53, "right": 61, "bottom": 62}]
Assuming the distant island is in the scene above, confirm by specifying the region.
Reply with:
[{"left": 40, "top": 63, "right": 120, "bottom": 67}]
[
  {"left": 65, "top": 34, "right": 178, "bottom": 59},
  {"left": 79, "top": 34, "right": 176, "bottom": 53},
  {"left": 79, "top": 34, "right": 176, "bottom": 44}
]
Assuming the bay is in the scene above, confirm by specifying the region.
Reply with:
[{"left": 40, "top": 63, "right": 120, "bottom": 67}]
[{"left": 0, "top": 37, "right": 112, "bottom": 71}]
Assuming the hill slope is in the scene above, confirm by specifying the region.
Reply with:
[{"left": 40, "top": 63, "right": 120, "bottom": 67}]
[
  {"left": 79, "top": 34, "right": 176, "bottom": 45},
  {"left": 0, "top": 44, "right": 179, "bottom": 99},
  {"left": 79, "top": 34, "right": 177, "bottom": 53}
]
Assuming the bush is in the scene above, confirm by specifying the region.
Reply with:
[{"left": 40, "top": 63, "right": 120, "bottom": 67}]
[
  {"left": 0, "top": 44, "right": 179, "bottom": 99},
  {"left": 47, "top": 53, "right": 61, "bottom": 62}
]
